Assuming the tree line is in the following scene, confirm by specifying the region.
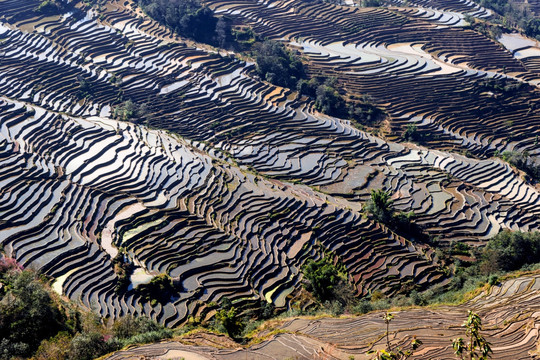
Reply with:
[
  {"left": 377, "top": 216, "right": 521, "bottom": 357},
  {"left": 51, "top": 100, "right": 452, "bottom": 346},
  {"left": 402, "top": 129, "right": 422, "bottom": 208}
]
[{"left": 475, "top": 0, "right": 540, "bottom": 40}]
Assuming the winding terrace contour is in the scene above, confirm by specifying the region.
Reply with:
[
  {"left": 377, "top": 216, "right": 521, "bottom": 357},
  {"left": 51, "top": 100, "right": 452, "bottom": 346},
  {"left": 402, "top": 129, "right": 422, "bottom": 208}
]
[{"left": 0, "top": 0, "right": 538, "bottom": 326}]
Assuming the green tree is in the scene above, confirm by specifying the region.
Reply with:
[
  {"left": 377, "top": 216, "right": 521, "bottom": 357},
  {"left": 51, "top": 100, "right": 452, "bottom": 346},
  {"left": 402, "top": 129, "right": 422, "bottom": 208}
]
[
  {"left": 366, "top": 189, "right": 394, "bottom": 223},
  {"left": 297, "top": 76, "right": 350, "bottom": 118},
  {"left": 0, "top": 270, "right": 64, "bottom": 358},
  {"left": 402, "top": 123, "right": 419, "bottom": 142},
  {"left": 525, "top": 18, "right": 540, "bottom": 40},
  {"left": 112, "top": 315, "right": 161, "bottom": 339},
  {"left": 114, "top": 100, "right": 150, "bottom": 123},
  {"left": 480, "top": 230, "right": 540, "bottom": 272},
  {"left": 33, "top": 332, "right": 72, "bottom": 360},
  {"left": 452, "top": 311, "right": 492, "bottom": 360},
  {"left": 255, "top": 40, "right": 304, "bottom": 88},
  {"left": 112, "top": 252, "right": 134, "bottom": 294},
  {"left": 302, "top": 257, "right": 340, "bottom": 302},
  {"left": 137, "top": 0, "right": 226, "bottom": 45},
  {"left": 135, "top": 274, "right": 174, "bottom": 306},
  {"left": 315, "top": 84, "right": 345, "bottom": 115},
  {"left": 214, "top": 298, "right": 244, "bottom": 338},
  {"left": 69, "top": 332, "right": 117, "bottom": 360},
  {"left": 35, "top": 0, "right": 65, "bottom": 14},
  {"left": 498, "top": 151, "right": 539, "bottom": 182},
  {"left": 215, "top": 17, "right": 229, "bottom": 48},
  {"left": 77, "top": 77, "right": 93, "bottom": 99}
]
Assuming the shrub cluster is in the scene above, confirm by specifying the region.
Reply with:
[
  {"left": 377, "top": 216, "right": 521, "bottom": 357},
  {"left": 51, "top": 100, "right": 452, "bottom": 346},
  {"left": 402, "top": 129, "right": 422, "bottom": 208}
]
[
  {"left": 255, "top": 41, "right": 304, "bottom": 88},
  {"left": 497, "top": 150, "right": 540, "bottom": 183},
  {"left": 209, "top": 297, "right": 276, "bottom": 340},
  {"left": 136, "top": 0, "right": 230, "bottom": 46},
  {"left": 135, "top": 274, "right": 175, "bottom": 306},
  {"left": 476, "top": 0, "right": 540, "bottom": 40},
  {"left": 0, "top": 257, "right": 171, "bottom": 360},
  {"left": 297, "top": 76, "right": 345, "bottom": 116},
  {"left": 364, "top": 189, "right": 427, "bottom": 243},
  {"left": 35, "top": 0, "right": 66, "bottom": 14},
  {"left": 480, "top": 230, "right": 540, "bottom": 273}
]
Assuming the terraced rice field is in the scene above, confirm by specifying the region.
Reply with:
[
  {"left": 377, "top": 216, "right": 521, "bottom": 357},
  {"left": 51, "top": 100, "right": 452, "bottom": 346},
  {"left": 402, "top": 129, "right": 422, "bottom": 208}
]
[
  {"left": 106, "top": 273, "right": 540, "bottom": 359},
  {"left": 0, "top": 0, "right": 539, "bottom": 327},
  {"left": 207, "top": 0, "right": 540, "bottom": 156}
]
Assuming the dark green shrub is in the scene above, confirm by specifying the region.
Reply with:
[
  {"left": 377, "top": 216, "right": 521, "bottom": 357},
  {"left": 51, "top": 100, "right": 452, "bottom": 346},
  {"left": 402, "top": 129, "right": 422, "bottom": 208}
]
[
  {"left": 366, "top": 189, "right": 394, "bottom": 223},
  {"left": 214, "top": 303, "right": 244, "bottom": 338},
  {"left": 136, "top": 0, "right": 229, "bottom": 45},
  {"left": 302, "top": 258, "right": 340, "bottom": 302},
  {"left": 499, "top": 151, "right": 539, "bottom": 183},
  {"left": 112, "top": 315, "right": 161, "bottom": 339},
  {"left": 255, "top": 40, "right": 304, "bottom": 88},
  {"left": 481, "top": 230, "right": 540, "bottom": 272},
  {"left": 352, "top": 300, "right": 373, "bottom": 314},
  {"left": 0, "top": 270, "right": 65, "bottom": 358},
  {"left": 35, "top": 0, "right": 65, "bottom": 14},
  {"left": 121, "top": 329, "right": 172, "bottom": 346},
  {"left": 33, "top": 332, "right": 72, "bottom": 360},
  {"left": 488, "top": 275, "right": 499, "bottom": 286},
  {"left": 135, "top": 274, "right": 175, "bottom": 305},
  {"left": 69, "top": 332, "right": 119, "bottom": 360}
]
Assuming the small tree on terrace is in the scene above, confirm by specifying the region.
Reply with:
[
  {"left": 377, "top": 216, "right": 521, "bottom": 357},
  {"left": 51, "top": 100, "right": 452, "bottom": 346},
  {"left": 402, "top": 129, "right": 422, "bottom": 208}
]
[
  {"left": 452, "top": 311, "right": 492, "bottom": 360},
  {"left": 302, "top": 258, "right": 340, "bottom": 302},
  {"left": 366, "top": 189, "right": 394, "bottom": 223},
  {"left": 368, "top": 312, "right": 422, "bottom": 360}
]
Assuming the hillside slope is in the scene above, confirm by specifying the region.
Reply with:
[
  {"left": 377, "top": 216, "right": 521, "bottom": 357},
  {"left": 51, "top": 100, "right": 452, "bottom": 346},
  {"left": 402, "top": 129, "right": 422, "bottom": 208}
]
[{"left": 106, "top": 272, "right": 540, "bottom": 359}]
